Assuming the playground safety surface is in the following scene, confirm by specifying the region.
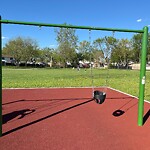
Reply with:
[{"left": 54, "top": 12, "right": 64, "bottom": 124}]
[{"left": 1, "top": 87, "right": 150, "bottom": 150}]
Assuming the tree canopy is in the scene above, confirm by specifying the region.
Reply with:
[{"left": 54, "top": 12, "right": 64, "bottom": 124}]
[
  {"left": 3, "top": 37, "right": 39, "bottom": 64},
  {"left": 2, "top": 27, "right": 150, "bottom": 68}
]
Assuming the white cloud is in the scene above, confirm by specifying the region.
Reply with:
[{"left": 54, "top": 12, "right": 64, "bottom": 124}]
[
  {"left": 2, "top": 36, "right": 8, "bottom": 40},
  {"left": 137, "top": 19, "right": 142, "bottom": 22},
  {"left": 148, "top": 25, "right": 150, "bottom": 27}
]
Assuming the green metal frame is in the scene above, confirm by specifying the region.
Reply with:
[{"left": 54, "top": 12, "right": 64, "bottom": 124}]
[
  {"left": 0, "top": 16, "right": 2, "bottom": 137},
  {"left": 138, "top": 26, "right": 148, "bottom": 126},
  {"left": 0, "top": 17, "right": 148, "bottom": 136}
]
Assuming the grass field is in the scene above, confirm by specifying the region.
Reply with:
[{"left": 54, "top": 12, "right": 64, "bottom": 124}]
[{"left": 2, "top": 67, "right": 150, "bottom": 101}]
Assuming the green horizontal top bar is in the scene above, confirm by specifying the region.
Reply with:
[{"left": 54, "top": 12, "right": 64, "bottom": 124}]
[{"left": 0, "top": 19, "right": 144, "bottom": 33}]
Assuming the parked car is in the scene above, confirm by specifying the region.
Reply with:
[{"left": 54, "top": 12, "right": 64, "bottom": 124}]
[{"left": 2, "top": 56, "right": 16, "bottom": 66}]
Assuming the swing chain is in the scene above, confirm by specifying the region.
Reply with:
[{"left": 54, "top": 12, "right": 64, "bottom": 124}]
[{"left": 88, "top": 30, "right": 94, "bottom": 97}]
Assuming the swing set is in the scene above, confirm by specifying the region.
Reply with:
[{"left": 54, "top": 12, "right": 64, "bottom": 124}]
[{"left": 0, "top": 16, "right": 148, "bottom": 136}]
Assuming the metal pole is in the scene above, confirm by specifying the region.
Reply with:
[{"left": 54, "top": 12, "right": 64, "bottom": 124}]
[
  {"left": 0, "top": 19, "right": 143, "bottom": 33},
  {"left": 0, "top": 16, "right": 2, "bottom": 136},
  {"left": 138, "top": 26, "right": 148, "bottom": 126}
]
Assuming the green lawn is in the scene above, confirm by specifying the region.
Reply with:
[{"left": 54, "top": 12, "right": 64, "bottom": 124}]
[{"left": 2, "top": 67, "right": 150, "bottom": 101}]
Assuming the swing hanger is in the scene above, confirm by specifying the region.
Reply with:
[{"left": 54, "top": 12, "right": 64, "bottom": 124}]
[
  {"left": 112, "top": 31, "right": 115, "bottom": 37},
  {"left": 39, "top": 25, "right": 42, "bottom": 30}
]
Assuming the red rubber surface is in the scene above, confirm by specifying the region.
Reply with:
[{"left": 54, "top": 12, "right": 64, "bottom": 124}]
[{"left": 1, "top": 88, "right": 150, "bottom": 150}]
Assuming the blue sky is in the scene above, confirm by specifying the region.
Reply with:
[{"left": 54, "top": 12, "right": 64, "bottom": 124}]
[{"left": 1, "top": 0, "right": 150, "bottom": 48}]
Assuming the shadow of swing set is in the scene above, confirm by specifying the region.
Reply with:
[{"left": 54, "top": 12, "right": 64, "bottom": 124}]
[
  {"left": 0, "top": 16, "right": 149, "bottom": 137},
  {"left": 2, "top": 96, "right": 149, "bottom": 137}
]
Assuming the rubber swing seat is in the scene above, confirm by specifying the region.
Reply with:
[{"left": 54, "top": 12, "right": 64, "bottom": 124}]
[{"left": 93, "top": 90, "right": 106, "bottom": 104}]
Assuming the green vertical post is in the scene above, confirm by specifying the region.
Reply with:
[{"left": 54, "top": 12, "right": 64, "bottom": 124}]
[
  {"left": 138, "top": 26, "right": 148, "bottom": 126},
  {"left": 0, "top": 16, "right": 2, "bottom": 136}
]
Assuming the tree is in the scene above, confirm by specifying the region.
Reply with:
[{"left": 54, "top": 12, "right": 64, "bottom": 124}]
[
  {"left": 93, "top": 38, "right": 104, "bottom": 51},
  {"left": 131, "top": 33, "right": 150, "bottom": 63},
  {"left": 147, "top": 33, "right": 150, "bottom": 62},
  {"left": 58, "top": 43, "right": 77, "bottom": 67},
  {"left": 38, "top": 47, "right": 54, "bottom": 63},
  {"left": 93, "top": 38, "right": 105, "bottom": 64},
  {"left": 55, "top": 25, "right": 78, "bottom": 67},
  {"left": 111, "top": 39, "right": 132, "bottom": 67},
  {"left": 2, "top": 37, "right": 39, "bottom": 65},
  {"left": 131, "top": 33, "right": 142, "bottom": 63},
  {"left": 103, "top": 36, "right": 117, "bottom": 59},
  {"left": 78, "top": 40, "right": 91, "bottom": 61}
]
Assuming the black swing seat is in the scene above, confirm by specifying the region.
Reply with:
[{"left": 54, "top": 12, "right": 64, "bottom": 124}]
[{"left": 93, "top": 90, "right": 106, "bottom": 104}]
